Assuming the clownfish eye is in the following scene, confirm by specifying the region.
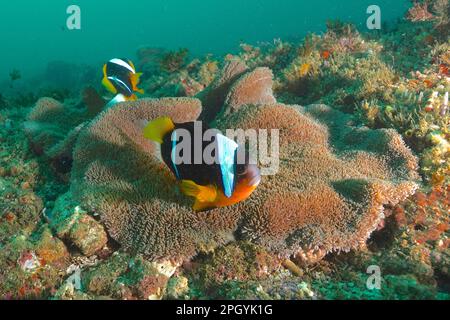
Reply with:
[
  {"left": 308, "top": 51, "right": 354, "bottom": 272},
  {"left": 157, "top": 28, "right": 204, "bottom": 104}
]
[{"left": 236, "top": 164, "right": 247, "bottom": 175}]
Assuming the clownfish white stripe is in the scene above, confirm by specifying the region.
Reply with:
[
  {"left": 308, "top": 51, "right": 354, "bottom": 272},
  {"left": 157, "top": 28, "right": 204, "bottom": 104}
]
[
  {"left": 170, "top": 131, "right": 181, "bottom": 179},
  {"left": 109, "top": 58, "right": 135, "bottom": 74},
  {"left": 108, "top": 76, "right": 132, "bottom": 93}
]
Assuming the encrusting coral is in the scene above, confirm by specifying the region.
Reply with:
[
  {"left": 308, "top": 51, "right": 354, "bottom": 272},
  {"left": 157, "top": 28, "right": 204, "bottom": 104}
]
[
  {"left": 356, "top": 40, "right": 450, "bottom": 186},
  {"left": 67, "top": 66, "right": 420, "bottom": 263}
]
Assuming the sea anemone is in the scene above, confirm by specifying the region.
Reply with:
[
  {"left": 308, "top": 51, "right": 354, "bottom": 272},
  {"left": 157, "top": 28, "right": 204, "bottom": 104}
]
[{"left": 67, "top": 67, "right": 420, "bottom": 263}]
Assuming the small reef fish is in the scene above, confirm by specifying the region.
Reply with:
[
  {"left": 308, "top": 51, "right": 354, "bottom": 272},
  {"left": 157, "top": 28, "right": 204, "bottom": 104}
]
[
  {"left": 321, "top": 50, "right": 331, "bottom": 60},
  {"left": 102, "top": 58, "right": 144, "bottom": 108},
  {"left": 143, "top": 117, "right": 261, "bottom": 211},
  {"left": 9, "top": 69, "right": 21, "bottom": 82},
  {"left": 298, "top": 63, "right": 311, "bottom": 77}
]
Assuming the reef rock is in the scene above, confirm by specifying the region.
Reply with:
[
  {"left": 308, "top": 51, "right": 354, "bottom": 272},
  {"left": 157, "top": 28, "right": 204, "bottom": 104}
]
[
  {"left": 51, "top": 193, "right": 107, "bottom": 257},
  {"left": 68, "top": 68, "right": 420, "bottom": 263}
]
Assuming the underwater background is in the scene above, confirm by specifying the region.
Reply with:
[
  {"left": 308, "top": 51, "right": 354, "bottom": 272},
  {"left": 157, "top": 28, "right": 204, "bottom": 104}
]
[
  {"left": 1, "top": 0, "right": 410, "bottom": 86},
  {"left": 0, "top": 0, "right": 449, "bottom": 300}
]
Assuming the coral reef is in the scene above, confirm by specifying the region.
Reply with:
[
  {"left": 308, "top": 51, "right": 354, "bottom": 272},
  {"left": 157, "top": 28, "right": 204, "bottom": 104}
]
[
  {"left": 0, "top": 108, "right": 44, "bottom": 244},
  {"left": 356, "top": 41, "right": 450, "bottom": 186},
  {"left": 231, "top": 40, "right": 295, "bottom": 73},
  {"left": 277, "top": 26, "right": 393, "bottom": 111},
  {"left": 50, "top": 193, "right": 108, "bottom": 257},
  {"left": 137, "top": 49, "right": 220, "bottom": 100},
  {"left": 407, "top": 1, "right": 435, "bottom": 22},
  {"left": 24, "top": 95, "right": 102, "bottom": 180},
  {"left": 1, "top": 0, "right": 448, "bottom": 299},
  {"left": 185, "top": 242, "right": 282, "bottom": 298},
  {"left": 77, "top": 253, "right": 177, "bottom": 300},
  {"left": 406, "top": 0, "right": 449, "bottom": 35},
  {"left": 0, "top": 226, "right": 70, "bottom": 299},
  {"left": 64, "top": 67, "right": 419, "bottom": 266},
  {"left": 160, "top": 48, "right": 190, "bottom": 73}
]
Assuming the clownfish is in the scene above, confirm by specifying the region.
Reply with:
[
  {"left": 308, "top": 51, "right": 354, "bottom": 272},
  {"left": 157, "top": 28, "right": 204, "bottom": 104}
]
[
  {"left": 143, "top": 117, "right": 261, "bottom": 211},
  {"left": 102, "top": 58, "right": 144, "bottom": 108}
]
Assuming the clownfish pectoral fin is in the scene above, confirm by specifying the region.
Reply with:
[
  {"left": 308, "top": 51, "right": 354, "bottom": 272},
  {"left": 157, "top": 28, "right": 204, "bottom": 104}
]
[
  {"left": 143, "top": 116, "right": 175, "bottom": 143},
  {"left": 134, "top": 86, "right": 144, "bottom": 94},
  {"left": 130, "top": 72, "right": 144, "bottom": 94},
  {"left": 136, "top": 87, "right": 145, "bottom": 94},
  {"left": 180, "top": 180, "right": 217, "bottom": 203},
  {"left": 126, "top": 94, "right": 138, "bottom": 101}
]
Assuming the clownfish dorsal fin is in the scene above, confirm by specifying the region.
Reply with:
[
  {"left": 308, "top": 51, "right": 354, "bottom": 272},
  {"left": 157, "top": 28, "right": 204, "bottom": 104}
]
[
  {"left": 128, "top": 59, "right": 137, "bottom": 72},
  {"left": 143, "top": 116, "right": 175, "bottom": 144}
]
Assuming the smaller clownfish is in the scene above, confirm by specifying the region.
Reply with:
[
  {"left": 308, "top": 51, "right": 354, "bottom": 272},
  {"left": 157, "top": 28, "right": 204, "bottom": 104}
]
[
  {"left": 102, "top": 58, "right": 144, "bottom": 108},
  {"left": 142, "top": 117, "right": 261, "bottom": 212}
]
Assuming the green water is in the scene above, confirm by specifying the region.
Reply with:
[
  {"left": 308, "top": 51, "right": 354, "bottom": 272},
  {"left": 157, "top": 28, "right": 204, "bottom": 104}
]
[{"left": 1, "top": 0, "right": 409, "bottom": 85}]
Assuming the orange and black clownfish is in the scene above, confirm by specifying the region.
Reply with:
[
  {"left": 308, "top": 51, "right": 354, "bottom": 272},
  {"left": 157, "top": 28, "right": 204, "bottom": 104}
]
[
  {"left": 102, "top": 58, "right": 144, "bottom": 108},
  {"left": 143, "top": 117, "right": 261, "bottom": 212}
]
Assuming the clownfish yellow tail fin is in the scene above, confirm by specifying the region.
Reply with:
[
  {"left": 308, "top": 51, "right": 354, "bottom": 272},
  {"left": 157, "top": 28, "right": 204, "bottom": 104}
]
[
  {"left": 143, "top": 116, "right": 175, "bottom": 144},
  {"left": 180, "top": 180, "right": 217, "bottom": 204}
]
